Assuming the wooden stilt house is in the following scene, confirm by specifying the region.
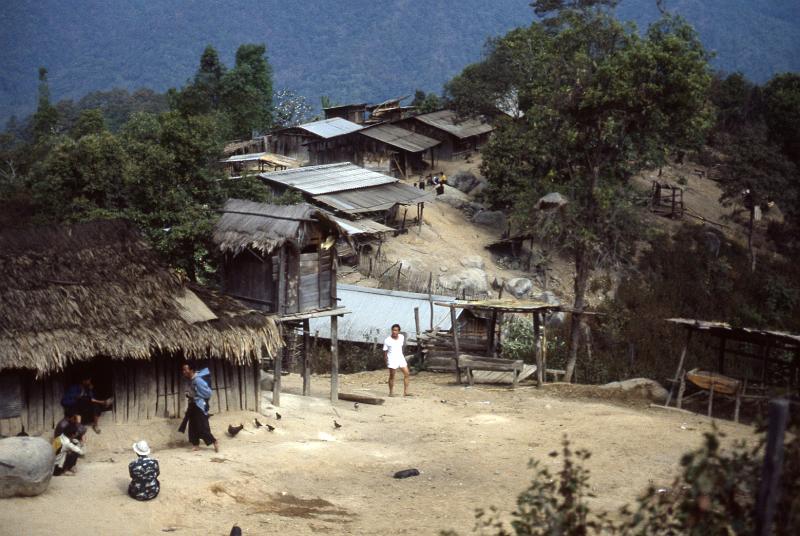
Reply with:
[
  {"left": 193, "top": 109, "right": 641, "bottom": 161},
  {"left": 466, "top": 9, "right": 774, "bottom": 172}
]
[
  {"left": 0, "top": 220, "right": 282, "bottom": 437},
  {"left": 214, "top": 199, "right": 350, "bottom": 404}
]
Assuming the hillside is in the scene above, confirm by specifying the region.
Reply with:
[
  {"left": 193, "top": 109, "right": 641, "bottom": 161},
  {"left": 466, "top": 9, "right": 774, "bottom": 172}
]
[{"left": 2, "top": 0, "right": 799, "bottom": 124}]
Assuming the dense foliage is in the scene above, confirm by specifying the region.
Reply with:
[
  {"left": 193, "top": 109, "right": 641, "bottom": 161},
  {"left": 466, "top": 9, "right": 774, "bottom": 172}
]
[{"left": 0, "top": 45, "right": 274, "bottom": 281}]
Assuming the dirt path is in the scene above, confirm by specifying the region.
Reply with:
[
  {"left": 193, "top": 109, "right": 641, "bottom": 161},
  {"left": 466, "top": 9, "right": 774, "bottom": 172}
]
[{"left": 2, "top": 372, "right": 754, "bottom": 536}]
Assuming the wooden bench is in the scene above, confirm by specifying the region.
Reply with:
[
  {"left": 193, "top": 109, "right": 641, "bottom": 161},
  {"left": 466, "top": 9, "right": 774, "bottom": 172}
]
[{"left": 456, "top": 355, "right": 524, "bottom": 389}]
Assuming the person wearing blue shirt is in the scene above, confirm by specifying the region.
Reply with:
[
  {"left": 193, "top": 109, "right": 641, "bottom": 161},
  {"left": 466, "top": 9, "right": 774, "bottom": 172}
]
[{"left": 181, "top": 363, "right": 218, "bottom": 452}]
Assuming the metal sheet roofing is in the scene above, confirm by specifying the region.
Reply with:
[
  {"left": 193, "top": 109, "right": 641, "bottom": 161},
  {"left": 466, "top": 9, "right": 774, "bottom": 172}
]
[
  {"left": 324, "top": 213, "right": 393, "bottom": 236},
  {"left": 413, "top": 110, "right": 493, "bottom": 139},
  {"left": 666, "top": 318, "right": 800, "bottom": 347},
  {"left": 259, "top": 162, "right": 397, "bottom": 195},
  {"left": 220, "top": 152, "right": 300, "bottom": 168},
  {"left": 298, "top": 117, "right": 363, "bottom": 139},
  {"left": 313, "top": 182, "right": 434, "bottom": 214},
  {"left": 309, "top": 284, "right": 457, "bottom": 343},
  {"left": 359, "top": 123, "right": 441, "bottom": 152}
]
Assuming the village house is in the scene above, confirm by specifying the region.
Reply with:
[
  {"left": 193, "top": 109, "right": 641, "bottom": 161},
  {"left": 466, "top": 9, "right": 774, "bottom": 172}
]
[
  {"left": 0, "top": 220, "right": 282, "bottom": 437},
  {"left": 269, "top": 117, "right": 363, "bottom": 162},
  {"left": 395, "top": 109, "right": 493, "bottom": 160}
]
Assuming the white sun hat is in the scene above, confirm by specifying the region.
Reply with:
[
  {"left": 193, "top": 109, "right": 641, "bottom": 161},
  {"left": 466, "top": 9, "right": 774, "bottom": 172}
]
[{"left": 132, "top": 440, "right": 151, "bottom": 456}]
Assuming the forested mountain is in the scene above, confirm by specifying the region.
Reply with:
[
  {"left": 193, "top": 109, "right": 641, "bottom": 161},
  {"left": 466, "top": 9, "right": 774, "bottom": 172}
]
[{"left": 1, "top": 0, "right": 799, "bottom": 123}]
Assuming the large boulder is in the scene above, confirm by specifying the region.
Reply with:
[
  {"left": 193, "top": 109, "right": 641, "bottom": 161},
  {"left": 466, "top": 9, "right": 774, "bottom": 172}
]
[
  {"left": 471, "top": 210, "right": 506, "bottom": 230},
  {"left": 460, "top": 255, "right": 485, "bottom": 269},
  {"left": 438, "top": 268, "right": 489, "bottom": 295},
  {"left": 0, "top": 436, "right": 54, "bottom": 498},
  {"left": 599, "top": 378, "right": 669, "bottom": 403},
  {"left": 504, "top": 277, "right": 533, "bottom": 298},
  {"left": 451, "top": 171, "right": 481, "bottom": 193}
]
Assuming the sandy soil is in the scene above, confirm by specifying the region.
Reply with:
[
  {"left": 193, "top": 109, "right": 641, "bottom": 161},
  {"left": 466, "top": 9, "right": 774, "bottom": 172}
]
[{"left": 3, "top": 372, "right": 755, "bottom": 536}]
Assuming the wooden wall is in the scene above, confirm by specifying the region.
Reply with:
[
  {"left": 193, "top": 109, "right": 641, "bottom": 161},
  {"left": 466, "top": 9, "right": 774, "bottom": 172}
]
[{"left": 0, "top": 358, "right": 261, "bottom": 437}]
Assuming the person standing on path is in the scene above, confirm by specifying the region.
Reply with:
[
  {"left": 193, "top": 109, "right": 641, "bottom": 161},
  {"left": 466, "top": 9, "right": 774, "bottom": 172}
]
[
  {"left": 384, "top": 324, "right": 410, "bottom": 396},
  {"left": 181, "top": 363, "right": 219, "bottom": 452}
]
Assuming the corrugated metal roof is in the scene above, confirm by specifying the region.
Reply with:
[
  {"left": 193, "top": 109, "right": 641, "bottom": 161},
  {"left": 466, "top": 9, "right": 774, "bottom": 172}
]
[
  {"left": 413, "top": 110, "right": 493, "bottom": 139},
  {"left": 298, "top": 117, "right": 363, "bottom": 139},
  {"left": 666, "top": 318, "right": 800, "bottom": 347},
  {"left": 324, "top": 213, "right": 393, "bottom": 236},
  {"left": 309, "top": 284, "right": 457, "bottom": 343},
  {"left": 259, "top": 162, "right": 397, "bottom": 195},
  {"left": 313, "top": 182, "right": 434, "bottom": 214},
  {"left": 220, "top": 152, "right": 300, "bottom": 168},
  {"left": 359, "top": 123, "right": 441, "bottom": 152}
]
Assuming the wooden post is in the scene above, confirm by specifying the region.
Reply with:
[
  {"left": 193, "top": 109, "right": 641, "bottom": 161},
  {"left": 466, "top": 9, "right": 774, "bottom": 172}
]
[
  {"left": 707, "top": 382, "right": 715, "bottom": 418},
  {"left": 676, "top": 374, "right": 687, "bottom": 409},
  {"left": 330, "top": 315, "right": 339, "bottom": 403},
  {"left": 755, "top": 398, "right": 790, "bottom": 536},
  {"left": 534, "top": 312, "right": 543, "bottom": 386},
  {"left": 665, "top": 329, "right": 693, "bottom": 407},
  {"left": 414, "top": 307, "right": 423, "bottom": 371},
  {"left": 427, "top": 272, "right": 432, "bottom": 295},
  {"left": 303, "top": 319, "right": 311, "bottom": 396},
  {"left": 734, "top": 378, "right": 746, "bottom": 423},
  {"left": 272, "top": 343, "right": 282, "bottom": 407},
  {"left": 394, "top": 262, "right": 402, "bottom": 290},
  {"left": 429, "top": 297, "right": 434, "bottom": 331},
  {"left": 278, "top": 247, "right": 287, "bottom": 315},
  {"left": 450, "top": 305, "right": 461, "bottom": 384},
  {"left": 487, "top": 310, "right": 497, "bottom": 356}
]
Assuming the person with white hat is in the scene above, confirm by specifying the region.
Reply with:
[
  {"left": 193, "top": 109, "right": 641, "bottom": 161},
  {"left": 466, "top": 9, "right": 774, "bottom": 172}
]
[{"left": 128, "top": 440, "right": 160, "bottom": 501}]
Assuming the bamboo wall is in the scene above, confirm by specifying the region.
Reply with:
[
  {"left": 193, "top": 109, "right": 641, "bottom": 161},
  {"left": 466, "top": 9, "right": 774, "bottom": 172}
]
[{"left": 0, "top": 357, "right": 260, "bottom": 437}]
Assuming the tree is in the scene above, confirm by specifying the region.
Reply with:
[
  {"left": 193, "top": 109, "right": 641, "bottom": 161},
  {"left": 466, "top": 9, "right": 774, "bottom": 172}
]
[
  {"left": 448, "top": 0, "right": 712, "bottom": 382},
  {"left": 220, "top": 44, "right": 274, "bottom": 138},
  {"left": 32, "top": 67, "right": 59, "bottom": 143},
  {"left": 411, "top": 90, "right": 443, "bottom": 114},
  {"left": 69, "top": 109, "right": 107, "bottom": 139},
  {"left": 171, "top": 45, "right": 227, "bottom": 117},
  {"left": 763, "top": 73, "right": 800, "bottom": 165}
]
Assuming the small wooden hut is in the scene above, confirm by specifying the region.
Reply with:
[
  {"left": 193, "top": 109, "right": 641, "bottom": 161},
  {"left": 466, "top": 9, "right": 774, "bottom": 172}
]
[
  {"left": 396, "top": 109, "right": 493, "bottom": 160},
  {"left": 214, "top": 199, "right": 349, "bottom": 403},
  {"left": 0, "top": 220, "right": 282, "bottom": 437}
]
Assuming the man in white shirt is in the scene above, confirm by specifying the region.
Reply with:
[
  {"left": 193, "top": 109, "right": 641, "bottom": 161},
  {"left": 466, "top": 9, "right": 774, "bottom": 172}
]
[{"left": 383, "top": 323, "right": 410, "bottom": 396}]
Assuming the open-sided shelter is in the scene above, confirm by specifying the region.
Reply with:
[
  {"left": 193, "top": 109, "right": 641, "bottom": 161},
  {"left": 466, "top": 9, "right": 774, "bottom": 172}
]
[
  {"left": 396, "top": 109, "right": 493, "bottom": 160},
  {"left": 0, "top": 220, "right": 282, "bottom": 436}
]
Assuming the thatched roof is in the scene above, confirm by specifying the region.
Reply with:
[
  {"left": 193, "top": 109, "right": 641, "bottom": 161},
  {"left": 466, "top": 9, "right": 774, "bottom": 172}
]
[
  {"left": 214, "top": 198, "right": 337, "bottom": 255},
  {"left": 0, "top": 219, "right": 282, "bottom": 375}
]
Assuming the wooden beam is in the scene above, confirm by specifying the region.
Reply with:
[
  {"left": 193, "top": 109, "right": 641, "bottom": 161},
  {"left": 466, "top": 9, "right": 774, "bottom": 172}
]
[
  {"left": 330, "top": 315, "right": 339, "bottom": 403},
  {"left": 487, "top": 310, "right": 497, "bottom": 357},
  {"left": 450, "top": 305, "right": 461, "bottom": 384},
  {"left": 534, "top": 312, "right": 543, "bottom": 386},
  {"left": 414, "top": 307, "right": 422, "bottom": 371},
  {"left": 273, "top": 345, "right": 282, "bottom": 407},
  {"left": 337, "top": 392, "right": 385, "bottom": 405},
  {"left": 303, "top": 319, "right": 311, "bottom": 396},
  {"left": 755, "top": 399, "right": 790, "bottom": 536},
  {"left": 665, "top": 329, "right": 693, "bottom": 407}
]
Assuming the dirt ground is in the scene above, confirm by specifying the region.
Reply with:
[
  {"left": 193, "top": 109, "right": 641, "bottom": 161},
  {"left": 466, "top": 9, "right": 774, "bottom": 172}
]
[{"left": 3, "top": 371, "right": 755, "bottom": 536}]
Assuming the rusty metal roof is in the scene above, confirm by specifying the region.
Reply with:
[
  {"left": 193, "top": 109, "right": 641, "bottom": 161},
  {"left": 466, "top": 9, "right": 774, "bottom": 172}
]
[
  {"left": 313, "top": 182, "right": 434, "bottom": 214},
  {"left": 359, "top": 123, "right": 441, "bottom": 153},
  {"left": 412, "top": 110, "right": 493, "bottom": 139},
  {"left": 259, "top": 162, "right": 396, "bottom": 195},
  {"left": 666, "top": 318, "right": 800, "bottom": 348}
]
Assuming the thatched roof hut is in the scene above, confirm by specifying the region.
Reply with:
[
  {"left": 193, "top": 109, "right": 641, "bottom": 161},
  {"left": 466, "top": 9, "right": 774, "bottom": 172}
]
[{"left": 0, "top": 219, "right": 282, "bottom": 435}]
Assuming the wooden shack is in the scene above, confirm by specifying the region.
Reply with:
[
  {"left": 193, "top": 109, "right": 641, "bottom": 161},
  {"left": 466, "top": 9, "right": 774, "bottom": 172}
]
[
  {"left": 269, "top": 117, "right": 363, "bottom": 162},
  {"left": 214, "top": 199, "right": 350, "bottom": 404},
  {"left": 0, "top": 220, "right": 282, "bottom": 437},
  {"left": 396, "top": 109, "right": 493, "bottom": 160},
  {"left": 323, "top": 103, "right": 368, "bottom": 124}
]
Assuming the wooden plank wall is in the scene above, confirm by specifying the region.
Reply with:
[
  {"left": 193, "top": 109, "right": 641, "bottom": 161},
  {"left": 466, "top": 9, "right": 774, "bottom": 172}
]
[{"left": 5, "top": 359, "right": 258, "bottom": 434}]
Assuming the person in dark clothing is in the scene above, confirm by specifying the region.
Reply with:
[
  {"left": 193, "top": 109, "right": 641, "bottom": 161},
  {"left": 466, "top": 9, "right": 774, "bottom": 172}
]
[
  {"left": 61, "top": 376, "right": 112, "bottom": 433},
  {"left": 181, "top": 363, "right": 218, "bottom": 452},
  {"left": 128, "top": 440, "right": 160, "bottom": 501},
  {"left": 54, "top": 411, "right": 87, "bottom": 444}
]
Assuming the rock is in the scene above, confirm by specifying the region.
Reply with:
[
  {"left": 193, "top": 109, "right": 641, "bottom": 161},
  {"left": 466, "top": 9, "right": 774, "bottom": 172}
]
[
  {"left": 504, "top": 277, "right": 533, "bottom": 298},
  {"left": 439, "top": 266, "right": 448, "bottom": 272},
  {"left": 599, "top": 378, "right": 669, "bottom": 403},
  {"left": 531, "top": 291, "right": 565, "bottom": 327},
  {"left": 468, "top": 181, "right": 487, "bottom": 197},
  {"left": 460, "top": 255, "right": 485, "bottom": 269},
  {"left": 536, "top": 192, "right": 568, "bottom": 210},
  {"left": 438, "top": 196, "right": 466, "bottom": 209},
  {"left": 472, "top": 210, "right": 506, "bottom": 229},
  {"left": 463, "top": 201, "right": 485, "bottom": 216},
  {"left": 0, "top": 436, "right": 54, "bottom": 498},
  {"left": 437, "top": 268, "right": 489, "bottom": 295},
  {"left": 451, "top": 171, "right": 480, "bottom": 193}
]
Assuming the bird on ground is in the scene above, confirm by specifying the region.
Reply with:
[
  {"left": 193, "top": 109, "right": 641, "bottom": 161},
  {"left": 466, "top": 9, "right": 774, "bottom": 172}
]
[
  {"left": 16, "top": 425, "right": 28, "bottom": 437},
  {"left": 353, "top": 402, "right": 360, "bottom": 411},
  {"left": 227, "top": 424, "right": 244, "bottom": 437},
  {"left": 254, "top": 418, "right": 263, "bottom": 428},
  {"left": 333, "top": 420, "right": 342, "bottom": 429},
  {"left": 266, "top": 424, "right": 275, "bottom": 432},
  {"left": 230, "top": 525, "right": 242, "bottom": 536},
  {"left": 276, "top": 412, "right": 282, "bottom": 420}
]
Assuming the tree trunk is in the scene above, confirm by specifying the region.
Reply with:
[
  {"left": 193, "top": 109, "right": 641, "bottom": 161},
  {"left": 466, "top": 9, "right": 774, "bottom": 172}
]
[{"left": 564, "top": 245, "right": 589, "bottom": 383}]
